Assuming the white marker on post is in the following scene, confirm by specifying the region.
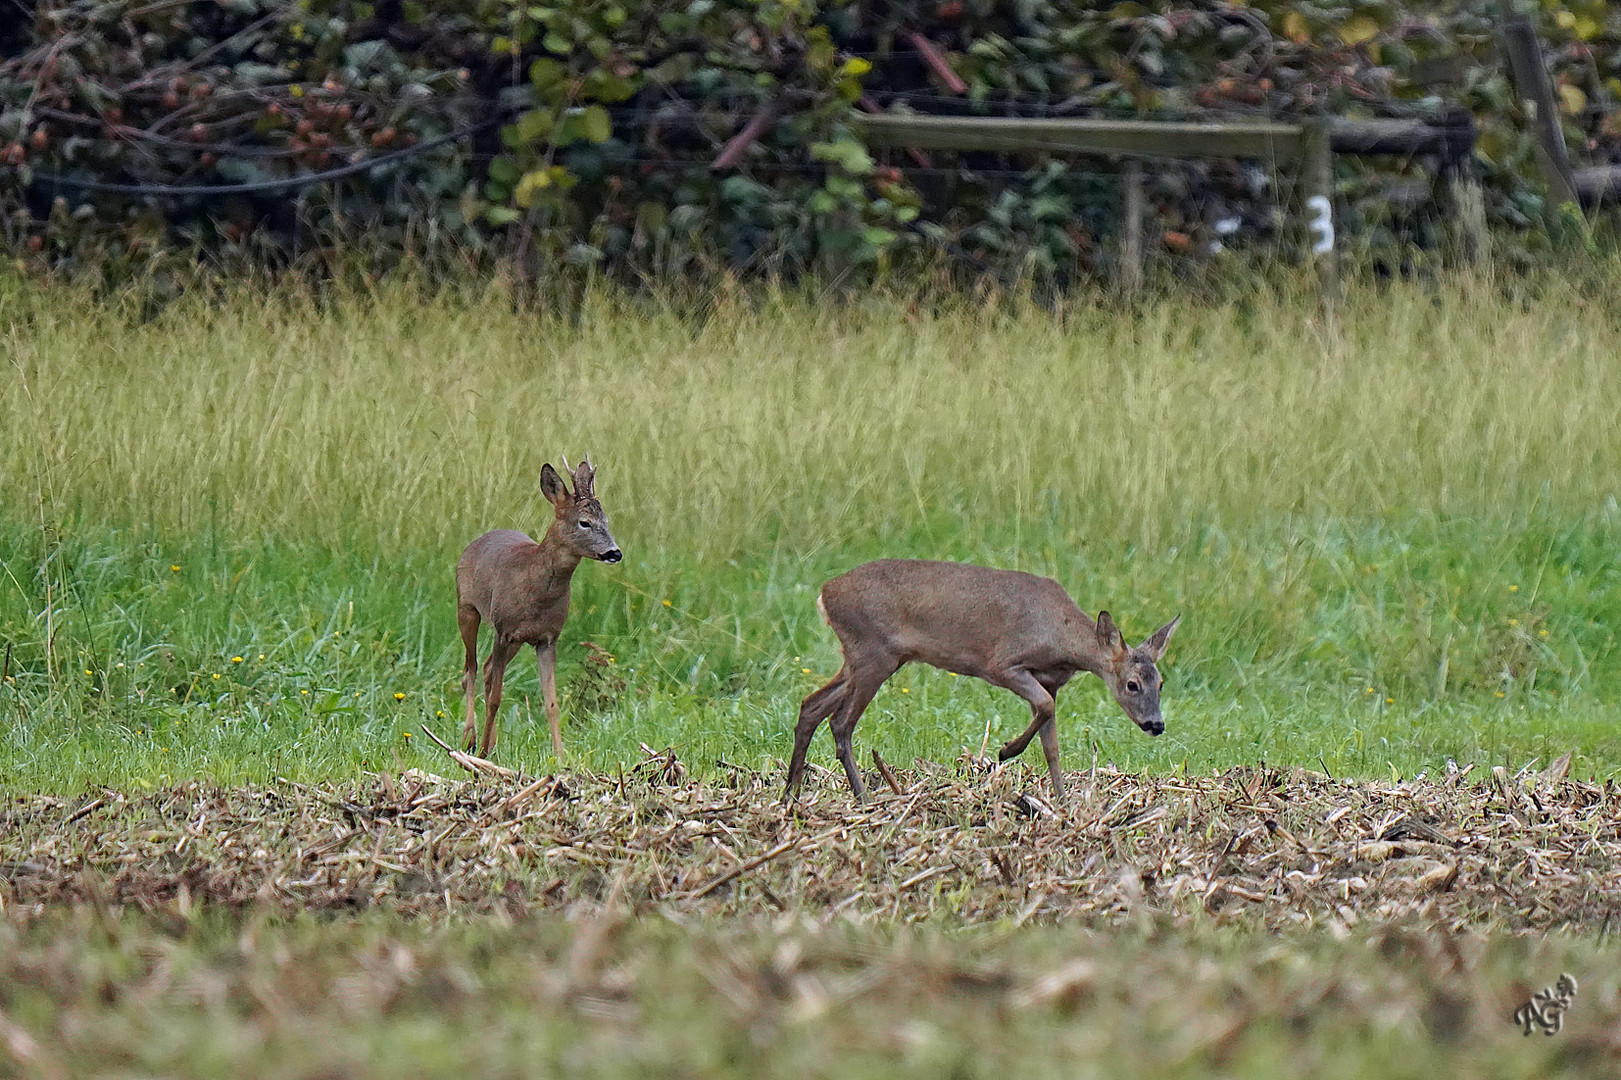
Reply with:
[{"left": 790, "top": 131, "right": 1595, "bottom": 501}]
[{"left": 1306, "top": 194, "right": 1334, "bottom": 256}]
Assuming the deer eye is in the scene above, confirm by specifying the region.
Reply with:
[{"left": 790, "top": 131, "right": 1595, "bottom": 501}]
[
  {"left": 577, "top": 520, "right": 592, "bottom": 529},
  {"left": 1126, "top": 679, "right": 1142, "bottom": 694}
]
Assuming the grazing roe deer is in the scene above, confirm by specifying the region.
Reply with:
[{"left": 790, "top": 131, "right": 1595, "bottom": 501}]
[
  {"left": 784, "top": 559, "right": 1179, "bottom": 805},
  {"left": 456, "top": 456, "right": 621, "bottom": 759}
]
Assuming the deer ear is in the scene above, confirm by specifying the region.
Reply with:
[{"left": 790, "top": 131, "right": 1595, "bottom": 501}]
[
  {"left": 540, "top": 463, "right": 570, "bottom": 506},
  {"left": 573, "top": 455, "right": 596, "bottom": 499},
  {"left": 1096, "top": 611, "right": 1126, "bottom": 656},
  {"left": 1141, "top": 614, "right": 1181, "bottom": 660}
]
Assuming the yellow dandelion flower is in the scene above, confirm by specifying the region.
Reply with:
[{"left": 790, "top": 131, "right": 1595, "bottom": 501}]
[
  {"left": 1509, "top": 584, "right": 1519, "bottom": 592},
  {"left": 1538, "top": 629, "right": 1549, "bottom": 638},
  {"left": 301, "top": 689, "right": 310, "bottom": 695},
  {"left": 1495, "top": 691, "right": 1505, "bottom": 698},
  {"left": 801, "top": 667, "right": 811, "bottom": 674},
  {"left": 901, "top": 687, "right": 910, "bottom": 693},
  {"left": 662, "top": 599, "right": 672, "bottom": 607},
  {"left": 170, "top": 564, "right": 181, "bottom": 573},
  {"left": 258, "top": 654, "right": 265, "bottom": 660},
  {"left": 354, "top": 692, "right": 361, "bottom": 698},
  {"left": 436, "top": 710, "right": 445, "bottom": 718},
  {"left": 403, "top": 731, "right": 413, "bottom": 740},
  {"left": 84, "top": 668, "right": 93, "bottom": 676},
  {"left": 212, "top": 673, "right": 221, "bottom": 680},
  {"left": 394, "top": 692, "right": 405, "bottom": 701},
  {"left": 231, "top": 656, "right": 243, "bottom": 664},
  {"left": 1364, "top": 687, "right": 1374, "bottom": 694},
  {"left": 1508, "top": 618, "right": 1519, "bottom": 627},
  {"left": 1385, "top": 697, "right": 1394, "bottom": 705}
]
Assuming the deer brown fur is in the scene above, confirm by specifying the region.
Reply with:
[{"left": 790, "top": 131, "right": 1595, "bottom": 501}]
[
  {"left": 783, "top": 559, "right": 1179, "bottom": 805},
  {"left": 456, "top": 456, "right": 621, "bottom": 759}
]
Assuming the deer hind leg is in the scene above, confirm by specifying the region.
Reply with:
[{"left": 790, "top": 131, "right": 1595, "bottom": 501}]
[
  {"left": 479, "top": 637, "right": 523, "bottom": 758},
  {"left": 826, "top": 660, "right": 898, "bottom": 805},
  {"left": 783, "top": 667, "right": 848, "bottom": 805},
  {"left": 458, "top": 604, "right": 481, "bottom": 751}
]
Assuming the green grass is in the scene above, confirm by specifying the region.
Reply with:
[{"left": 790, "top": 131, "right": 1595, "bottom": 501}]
[
  {"left": 1, "top": 909, "right": 1616, "bottom": 1079},
  {"left": 4, "top": 269, "right": 1621, "bottom": 789}
]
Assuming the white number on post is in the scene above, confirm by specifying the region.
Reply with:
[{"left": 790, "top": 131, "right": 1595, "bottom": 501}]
[{"left": 1306, "top": 194, "right": 1334, "bottom": 256}]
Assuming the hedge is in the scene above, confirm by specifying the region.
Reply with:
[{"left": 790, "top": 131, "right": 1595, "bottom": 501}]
[{"left": 2, "top": 0, "right": 1619, "bottom": 283}]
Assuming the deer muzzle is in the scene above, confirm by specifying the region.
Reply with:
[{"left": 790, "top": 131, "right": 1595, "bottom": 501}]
[{"left": 599, "top": 548, "right": 623, "bottom": 564}]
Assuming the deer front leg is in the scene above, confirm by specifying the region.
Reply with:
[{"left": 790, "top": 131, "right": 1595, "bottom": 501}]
[
  {"left": 996, "top": 677, "right": 1056, "bottom": 764},
  {"left": 992, "top": 669, "right": 1066, "bottom": 802},
  {"left": 536, "top": 639, "right": 563, "bottom": 760},
  {"left": 1036, "top": 713, "right": 1066, "bottom": 802}
]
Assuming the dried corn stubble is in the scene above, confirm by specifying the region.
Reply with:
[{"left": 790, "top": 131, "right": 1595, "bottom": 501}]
[{"left": 2, "top": 756, "right": 1615, "bottom": 931}]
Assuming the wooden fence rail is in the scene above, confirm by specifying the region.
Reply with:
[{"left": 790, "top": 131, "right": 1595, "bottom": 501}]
[
  {"left": 853, "top": 114, "right": 1471, "bottom": 164},
  {"left": 851, "top": 112, "right": 1476, "bottom": 294}
]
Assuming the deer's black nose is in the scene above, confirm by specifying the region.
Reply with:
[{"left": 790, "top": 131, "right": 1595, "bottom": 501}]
[
  {"left": 600, "top": 549, "right": 623, "bottom": 564},
  {"left": 1144, "top": 719, "right": 1164, "bottom": 736}
]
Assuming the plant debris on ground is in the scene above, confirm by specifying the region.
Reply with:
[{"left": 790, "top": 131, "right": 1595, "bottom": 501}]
[
  {"left": 4, "top": 751, "right": 1614, "bottom": 932},
  {"left": 0, "top": 901, "right": 1616, "bottom": 1080}
]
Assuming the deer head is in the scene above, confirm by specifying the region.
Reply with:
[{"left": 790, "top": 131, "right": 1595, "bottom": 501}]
[
  {"left": 1094, "top": 611, "right": 1180, "bottom": 736},
  {"left": 541, "top": 456, "right": 622, "bottom": 564}
]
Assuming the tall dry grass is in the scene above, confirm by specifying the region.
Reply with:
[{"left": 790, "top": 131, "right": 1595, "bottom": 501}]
[{"left": 7, "top": 274, "right": 1619, "bottom": 554}]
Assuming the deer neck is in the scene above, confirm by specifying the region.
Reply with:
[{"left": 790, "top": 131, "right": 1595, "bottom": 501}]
[
  {"left": 1066, "top": 615, "right": 1113, "bottom": 679},
  {"left": 534, "top": 521, "right": 585, "bottom": 588},
  {"left": 1073, "top": 649, "right": 1113, "bottom": 680}
]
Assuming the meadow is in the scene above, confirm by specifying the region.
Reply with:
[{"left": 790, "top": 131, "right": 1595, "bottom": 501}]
[
  {"left": 3, "top": 268, "right": 1620, "bottom": 789},
  {"left": 4, "top": 267, "right": 1621, "bottom": 1078}
]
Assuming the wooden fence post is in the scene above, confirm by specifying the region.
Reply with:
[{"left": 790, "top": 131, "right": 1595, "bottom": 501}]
[
  {"left": 1500, "top": 15, "right": 1580, "bottom": 209},
  {"left": 1120, "top": 159, "right": 1144, "bottom": 296},
  {"left": 1442, "top": 166, "right": 1489, "bottom": 266},
  {"left": 1302, "top": 119, "right": 1338, "bottom": 301}
]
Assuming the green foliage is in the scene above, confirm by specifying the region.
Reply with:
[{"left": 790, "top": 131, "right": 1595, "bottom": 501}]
[{"left": 3, "top": 2, "right": 1621, "bottom": 280}]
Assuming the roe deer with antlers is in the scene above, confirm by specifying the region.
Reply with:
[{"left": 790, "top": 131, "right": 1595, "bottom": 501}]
[
  {"left": 456, "top": 456, "right": 621, "bottom": 759},
  {"left": 783, "top": 559, "right": 1179, "bottom": 805}
]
